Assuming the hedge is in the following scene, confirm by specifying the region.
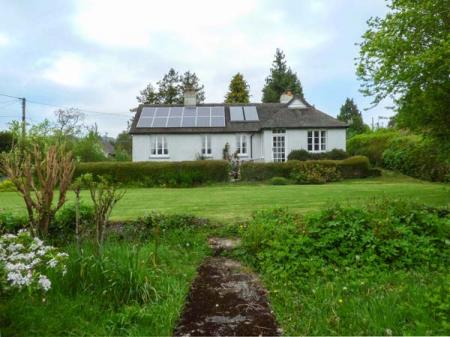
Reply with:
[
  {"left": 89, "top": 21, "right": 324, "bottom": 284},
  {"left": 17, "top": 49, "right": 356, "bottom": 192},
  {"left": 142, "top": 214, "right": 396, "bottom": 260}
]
[
  {"left": 74, "top": 160, "right": 230, "bottom": 187},
  {"left": 347, "top": 130, "right": 399, "bottom": 166},
  {"left": 241, "top": 156, "right": 375, "bottom": 181},
  {"left": 382, "top": 137, "right": 449, "bottom": 182}
]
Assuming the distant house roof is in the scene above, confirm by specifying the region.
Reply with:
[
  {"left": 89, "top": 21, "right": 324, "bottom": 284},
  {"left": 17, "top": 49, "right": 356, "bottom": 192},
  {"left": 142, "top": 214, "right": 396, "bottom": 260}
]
[{"left": 129, "top": 96, "right": 347, "bottom": 134}]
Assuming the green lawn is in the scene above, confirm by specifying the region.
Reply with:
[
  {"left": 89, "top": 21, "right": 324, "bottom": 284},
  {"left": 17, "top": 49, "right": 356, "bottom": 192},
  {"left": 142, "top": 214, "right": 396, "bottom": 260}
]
[{"left": 1, "top": 173, "right": 448, "bottom": 222}]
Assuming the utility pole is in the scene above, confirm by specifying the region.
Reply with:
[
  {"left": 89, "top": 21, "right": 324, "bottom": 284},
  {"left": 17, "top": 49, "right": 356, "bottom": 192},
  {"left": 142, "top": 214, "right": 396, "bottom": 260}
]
[{"left": 21, "top": 97, "right": 26, "bottom": 139}]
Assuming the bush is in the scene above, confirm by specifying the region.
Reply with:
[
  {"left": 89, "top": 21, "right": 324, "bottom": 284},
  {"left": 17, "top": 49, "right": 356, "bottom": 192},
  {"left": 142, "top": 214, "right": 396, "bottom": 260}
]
[
  {"left": 51, "top": 203, "right": 95, "bottom": 242},
  {"left": 347, "top": 130, "right": 399, "bottom": 165},
  {"left": 75, "top": 160, "right": 230, "bottom": 187},
  {"left": 0, "top": 179, "right": 16, "bottom": 192},
  {"left": 287, "top": 148, "right": 349, "bottom": 161},
  {"left": 382, "top": 137, "right": 449, "bottom": 182},
  {"left": 270, "top": 177, "right": 290, "bottom": 185},
  {"left": 290, "top": 163, "right": 342, "bottom": 184},
  {"left": 287, "top": 149, "right": 310, "bottom": 161},
  {"left": 241, "top": 156, "right": 372, "bottom": 181},
  {"left": 121, "top": 213, "right": 209, "bottom": 241},
  {"left": 0, "top": 212, "right": 28, "bottom": 234},
  {"left": 240, "top": 200, "right": 450, "bottom": 281}
]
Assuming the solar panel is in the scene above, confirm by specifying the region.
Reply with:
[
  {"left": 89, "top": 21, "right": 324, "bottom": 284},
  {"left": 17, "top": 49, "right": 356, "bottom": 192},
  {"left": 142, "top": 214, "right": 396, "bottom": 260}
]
[
  {"left": 170, "top": 107, "right": 183, "bottom": 117},
  {"left": 182, "top": 116, "right": 196, "bottom": 127},
  {"left": 197, "top": 107, "right": 210, "bottom": 117},
  {"left": 230, "top": 106, "right": 244, "bottom": 121},
  {"left": 184, "top": 107, "right": 196, "bottom": 116},
  {"left": 211, "top": 117, "right": 225, "bottom": 127},
  {"left": 155, "top": 107, "right": 170, "bottom": 117},
  {"left": 136, "top": 106, "right": 227, "bottom": 128},
  {"left": 243, "top": 106, "right": 259, "bottom": 121},
  {"left": 141, "top": 107, "right": 156, "bottom": 117},
  {"left": 211, "top": 106, "right": 224, "bottom": 117},
  {"left": 152, "top": 117, "right": 167, "bottom": 127},
  {"left": 167, "top": 117, "right": 182, "bottom": 127},
  {"left": 197, "top": 116, "right": 210, "bottom": 127},
  {"left": 137, "top": 117, "right": 153, "bottom": 127}
]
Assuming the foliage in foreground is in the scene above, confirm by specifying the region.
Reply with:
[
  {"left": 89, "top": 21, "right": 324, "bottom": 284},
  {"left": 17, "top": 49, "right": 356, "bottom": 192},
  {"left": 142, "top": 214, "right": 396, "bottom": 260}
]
[
  {"left": 238, "top": 201, "right": 450, "bottom": 335},
  {"left": 0, "top": 226, "right": 210, "bottom": 336}
]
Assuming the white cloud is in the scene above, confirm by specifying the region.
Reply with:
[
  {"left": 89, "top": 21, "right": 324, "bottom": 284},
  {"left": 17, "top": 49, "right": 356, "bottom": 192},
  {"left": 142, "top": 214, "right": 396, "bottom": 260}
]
[
  {"left": 40, "top": 53, "right": 95, "bottom": 87},
  {"left": 0, "top": 32, "right": 10, "bottom": 46}
]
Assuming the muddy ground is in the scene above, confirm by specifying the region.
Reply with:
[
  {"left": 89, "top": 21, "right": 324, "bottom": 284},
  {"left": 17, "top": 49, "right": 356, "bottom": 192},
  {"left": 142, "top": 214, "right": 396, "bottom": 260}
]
[{"left": 173, "top": 255, "right": 281, "bottom": 336}]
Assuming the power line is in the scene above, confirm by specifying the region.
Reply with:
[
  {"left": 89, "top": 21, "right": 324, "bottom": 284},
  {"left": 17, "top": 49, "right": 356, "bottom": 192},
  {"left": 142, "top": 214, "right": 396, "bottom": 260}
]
[{"left": 0, "top": 92, "right": 130, "bottom": 117}]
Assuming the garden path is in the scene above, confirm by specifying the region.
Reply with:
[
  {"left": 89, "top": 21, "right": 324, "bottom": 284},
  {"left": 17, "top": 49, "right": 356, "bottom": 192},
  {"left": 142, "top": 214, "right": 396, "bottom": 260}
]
[{"left": 173, "top": 238, "right": 281, "bottom": 336}]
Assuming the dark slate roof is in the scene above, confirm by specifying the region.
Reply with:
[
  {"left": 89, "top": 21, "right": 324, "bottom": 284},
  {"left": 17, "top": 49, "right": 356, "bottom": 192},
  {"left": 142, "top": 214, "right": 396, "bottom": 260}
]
[{"left": 129, "top": 97, "right": 347, "bottom": 134}]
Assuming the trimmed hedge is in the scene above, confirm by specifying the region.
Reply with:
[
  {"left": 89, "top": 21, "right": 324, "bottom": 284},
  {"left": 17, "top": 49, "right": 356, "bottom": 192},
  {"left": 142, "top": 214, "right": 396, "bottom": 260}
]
[
  {"left": 288, "top": 148, "right": 349, "bottom": 161},
  {"left": 75, "top": 160, "right": 230, "bottom": 187},
  {"left": 241, "top": 156, "right": 373, "bottom": 181}
]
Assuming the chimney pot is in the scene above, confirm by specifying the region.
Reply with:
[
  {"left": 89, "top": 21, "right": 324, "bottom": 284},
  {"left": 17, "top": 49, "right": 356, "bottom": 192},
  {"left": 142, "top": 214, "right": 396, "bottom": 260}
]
[{"left": 280, "top": 90, "right": 294, "bottom": 104}]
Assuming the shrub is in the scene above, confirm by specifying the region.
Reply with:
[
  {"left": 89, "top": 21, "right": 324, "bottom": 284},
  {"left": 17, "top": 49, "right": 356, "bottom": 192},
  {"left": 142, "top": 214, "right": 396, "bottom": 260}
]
[
  {"left": 75, "top": 161, "right": 230, "bottom": 187},
  {"left": 287, "top": 149, "right": 310, "bottom": 161},
  {"left": 241, "top": 156, "right": 371, "bottom": 181},
  {"left": 287, "top": 148, "right": 349, "bottom": 161},
  {"left": 290, "top": 163, "right": 342, "bottom": 184},
  {"left": 0, "top": 179, "right": 17, "bottom": 192},
  {"left": 121, "top": 213, "right": 209, "bottom": 241},
  {"left": 347, "top": 130, "right": 399, "bottom": 165},
  {"left": 240, "top": 200, "right": 450, "bottom": 281},
  {"left": 270, "top": 177, "right": 290, "bottom": 185},
  {"left": 52, "top": 203, "right": 95, "bottom": 242},
  {"left": 0, "top": 212, "right": 28, "bottom": 234},
  {"left": 382, "top": 137, "right": 449, "bottom": 182}
]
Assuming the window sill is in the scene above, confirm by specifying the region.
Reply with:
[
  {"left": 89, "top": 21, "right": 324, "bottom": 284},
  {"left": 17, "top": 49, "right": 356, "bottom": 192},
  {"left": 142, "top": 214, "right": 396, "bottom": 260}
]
[
  {"left": 149, "top": 155, "right": 170, "bottom": 159},
  {"left": 237, "top": 154, "right": 249, "bottom": 157}
]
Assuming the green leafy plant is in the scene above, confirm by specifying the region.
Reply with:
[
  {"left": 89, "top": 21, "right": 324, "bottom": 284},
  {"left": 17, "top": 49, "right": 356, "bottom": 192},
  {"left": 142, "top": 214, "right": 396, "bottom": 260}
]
[
  {"left": 270, "top": 177, "right": 290, "bottom": 185},
  {"left": 290, "top": 163, "right": 342, "bottom": 184}
]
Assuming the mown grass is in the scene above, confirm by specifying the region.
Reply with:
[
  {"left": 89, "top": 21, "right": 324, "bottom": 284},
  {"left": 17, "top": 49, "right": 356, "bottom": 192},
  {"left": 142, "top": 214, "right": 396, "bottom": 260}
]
[
  {"left": 0, "top": 173, "right": 448, "bottom": 222},
  {"left": 0, "top": 228, "right": 210, "bottom": 336}
]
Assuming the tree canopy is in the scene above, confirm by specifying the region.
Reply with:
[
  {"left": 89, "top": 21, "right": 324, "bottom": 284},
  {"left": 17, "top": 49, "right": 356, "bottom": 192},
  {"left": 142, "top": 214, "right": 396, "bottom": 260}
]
[
  {"left": 225, "top": 73, "right": 250, "bottom": 103},
  {"left": 137, "top": 69, "right": 206, "bottom": 104},
  {"left": 337, "top": 98, "right": 369, "bottom": 137},
  {"left": 357, "top": 0, "right": 450, "bottom": 143},
  {"left": 262, "top": 49, "right": 304, "bottom": 103}
]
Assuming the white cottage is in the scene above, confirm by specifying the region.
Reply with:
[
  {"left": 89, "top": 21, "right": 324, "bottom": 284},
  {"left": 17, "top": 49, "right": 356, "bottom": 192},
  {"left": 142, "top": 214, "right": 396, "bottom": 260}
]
[{"left": 130, "top": 90, "right": 347, "bottom": 162}]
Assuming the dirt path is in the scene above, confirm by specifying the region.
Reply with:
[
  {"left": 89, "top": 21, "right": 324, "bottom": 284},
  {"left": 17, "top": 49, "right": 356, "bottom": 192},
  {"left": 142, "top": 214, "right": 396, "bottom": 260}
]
[{"left": 173, "top": 238, "right": 280, "bottom": 336}]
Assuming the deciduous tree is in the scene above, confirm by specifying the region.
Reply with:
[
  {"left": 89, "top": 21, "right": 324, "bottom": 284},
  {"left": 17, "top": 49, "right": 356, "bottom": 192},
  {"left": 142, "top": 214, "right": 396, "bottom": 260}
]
[{"left": 357, "top": 0, "right": 450, "bottom": 144}]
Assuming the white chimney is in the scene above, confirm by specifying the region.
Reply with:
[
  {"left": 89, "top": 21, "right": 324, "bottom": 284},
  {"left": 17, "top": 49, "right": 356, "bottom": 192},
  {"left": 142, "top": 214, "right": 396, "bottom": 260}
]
[
  {"left": 184, "top": 88, "right": 197, "bottom": 106},
  {"left": 280, "top": 90, "right": 293, "bottom": 104}
]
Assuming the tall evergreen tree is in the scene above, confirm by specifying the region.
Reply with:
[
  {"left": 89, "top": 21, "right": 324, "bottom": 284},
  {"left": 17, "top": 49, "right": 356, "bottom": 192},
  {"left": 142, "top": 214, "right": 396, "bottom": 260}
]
[
  {"left": 225, "top": 73, "right": 250, "bottom": 103},
  {"left": 136, "top": 69, "right": 206, "bottom": 104},
  {"left": 337, "top": 98, "right": 368, "bottom": 137},
  {"left": 136, "top": 83, "right": 159, "bottom": 104},
  {"left": 157, "top": 68, "right": 181, "bottom": 104},
  {"left": 180, "top": 71, "right": 206, "bottom": 103},
  {"left": 262, "top": 49, "right": 304, "bottom": 103}
]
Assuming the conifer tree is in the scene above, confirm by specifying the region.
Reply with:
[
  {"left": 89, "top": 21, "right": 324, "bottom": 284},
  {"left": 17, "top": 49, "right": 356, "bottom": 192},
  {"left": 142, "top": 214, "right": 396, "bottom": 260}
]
[
  {"left": 225, "top": 73, "right": 250, "bottom": 104},
  {"left": 262, "top": 49, "right": 304, "bottom": 103}
]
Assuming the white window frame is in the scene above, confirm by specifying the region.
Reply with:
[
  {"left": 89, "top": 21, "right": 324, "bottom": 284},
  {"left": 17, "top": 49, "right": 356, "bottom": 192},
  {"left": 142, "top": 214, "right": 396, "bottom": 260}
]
[
  {"left": 307, "top": 130, "right": 327, "bottom": 152},
  {"left": 150, "top": 136, "right": 169, "bottom": 158},
  {"left": 236, "top": 134, "right": 248, "bottom": 157},
  {"left": 272, "top": 129, "right": 287, "bottom": 162},
  {"left": 201, "top": 135, "right": 212, "bottom": 157}
]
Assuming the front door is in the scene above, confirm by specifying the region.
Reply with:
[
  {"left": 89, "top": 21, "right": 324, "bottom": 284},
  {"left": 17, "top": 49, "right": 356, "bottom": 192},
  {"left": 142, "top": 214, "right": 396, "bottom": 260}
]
[{"left": 272, "top": 130, "right": 286, "bottom": 162}]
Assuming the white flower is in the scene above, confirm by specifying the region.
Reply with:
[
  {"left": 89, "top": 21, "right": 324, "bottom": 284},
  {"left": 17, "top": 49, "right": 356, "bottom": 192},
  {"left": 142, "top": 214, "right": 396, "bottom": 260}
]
[
  {"left": 38, "top": 275, "right": 51, "bottom": 291},
  {"left": 48, "top": 258, "right": 58, "bottom": 268},
  {"left": 56, "top": 252, "right": 68, "bottom": 258},
  {"left": 385, "top": 328, "right": 393, "bottom": 336}
]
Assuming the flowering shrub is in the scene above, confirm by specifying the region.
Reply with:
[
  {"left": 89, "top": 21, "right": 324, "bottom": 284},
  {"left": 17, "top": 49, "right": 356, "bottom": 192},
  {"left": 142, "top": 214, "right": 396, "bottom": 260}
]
[{"left": 0, "top": 230, "right": 68, "bottom": 293}]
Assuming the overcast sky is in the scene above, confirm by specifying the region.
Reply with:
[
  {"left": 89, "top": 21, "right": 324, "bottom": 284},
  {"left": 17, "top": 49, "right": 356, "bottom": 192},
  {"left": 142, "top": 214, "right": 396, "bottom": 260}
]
[{"left": 0, "top": 0, "right": 393, "bottom": 137}]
